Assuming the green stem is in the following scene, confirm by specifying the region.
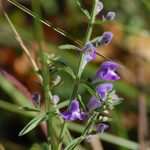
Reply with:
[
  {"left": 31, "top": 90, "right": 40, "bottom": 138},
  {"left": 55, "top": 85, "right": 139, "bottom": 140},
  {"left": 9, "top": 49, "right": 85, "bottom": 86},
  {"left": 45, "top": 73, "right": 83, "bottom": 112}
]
[
  {"left": 57, "top": 0, "right": 99, "bottom": 150},
  {"left": 71, "top": 114, "right": 98, "bottom": 150},
  {"left": 31, "top": 1, "right": 54, "bottom": 149}
]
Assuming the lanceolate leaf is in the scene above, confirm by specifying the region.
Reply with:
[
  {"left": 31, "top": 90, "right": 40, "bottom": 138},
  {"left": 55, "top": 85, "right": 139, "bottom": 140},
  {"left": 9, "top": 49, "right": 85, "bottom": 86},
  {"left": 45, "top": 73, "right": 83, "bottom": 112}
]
[
  {"left": 59, "top": 44, "right": 80, "bottom": 51},
  {"left": 91, "top": 36, "right": 102, "bottom": 47},
  {"left": 19, "top": 106, "right": 41, "bottom": 112},
  {"left": 64, "top": 137, "right": 82, "bottom": 150},
  {"left": 76, "top": 0, "right": 91, "bottom": 20},
  {"left": 19, "top": 113, "right": 47, "bottom": 136},
  {"left": 63, "top": 66, "right": 76, "bottom": 79},
  {"left": 82, "top": 83, "right": 99, "bottom": 99}
]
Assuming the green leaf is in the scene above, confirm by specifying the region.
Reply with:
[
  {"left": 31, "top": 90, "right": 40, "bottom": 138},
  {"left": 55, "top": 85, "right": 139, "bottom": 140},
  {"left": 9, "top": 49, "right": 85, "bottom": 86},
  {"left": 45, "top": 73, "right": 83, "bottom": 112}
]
[
  {"left": 76, "top": 0, "right": 91, "bottom": 20},
  {"left": 30, "top": 144, "right": 41, "bottom": 150},
  {"left": 82, "top": 83, "right": 99, "bottom": 99},
  {"left": 77, "top": 95, "right": 88, "bottom": 111},
  {"left": 19, "top": 106, "right": 41, "bottom": 112},
  {"left": 63, "top": 66, "right": 76, "bottom": 79},
  {"left": 59, "top": 44, "right": 80, "bottom": 51},
  {"left": 19, "top": 113, "right": 47, "bottom": 136},
  {"left": 91, "top": 36, "right": 102, "bottom": 47},
  {"left": 56, "top": 100, "right": 69, "bottom": 109},
  {"left": 113, "top": 98, "right": 123, "bottom": 106},
  {"left": 64, "top": 137, "right": 81, "bottom": 150}
]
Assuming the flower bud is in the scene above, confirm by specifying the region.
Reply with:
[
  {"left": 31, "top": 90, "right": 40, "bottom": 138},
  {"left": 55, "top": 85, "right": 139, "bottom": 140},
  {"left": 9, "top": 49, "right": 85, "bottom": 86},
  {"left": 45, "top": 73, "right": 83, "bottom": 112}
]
[
  {"left": 106, "top": 12, "right": 115, "bottom": 21},
  {"left": 99, "top": 32, "right": 113, "bottom": 46},
  {"left": 52, "top": 75, "right": 61, "bottom": 86},
  {"left": 52, "top": 95, "right": 60, "bottom": 105},
  {"left": 97, "top": 2, "right": 103, "bottom": 15},
  {"left": 32, "top": 92, "right": 41, "bottom": 107},
  {"left": 102, "top": 117, "right": 108, "bottom": 122},
  {"left": 103, "top": 110, "right": 109, "bottom": 114},
  {"left": 97, "top": 124, "right": 109, "bottom": 133},
  {"left": 85, "top": 135, "right": 94, "bottom": 142}
]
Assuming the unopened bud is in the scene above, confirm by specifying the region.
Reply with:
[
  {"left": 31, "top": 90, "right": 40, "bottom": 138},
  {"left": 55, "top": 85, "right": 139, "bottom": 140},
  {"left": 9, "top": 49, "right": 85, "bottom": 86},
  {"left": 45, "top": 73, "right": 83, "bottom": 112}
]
[
  {"left": 106, "top": 12, "right": 115, "bottom": 21},
  {"left": 103, "top": 110, "right": 109, "bottom": 114},
  {"left": 102, "top": 117, "right": 108, "bottom": 122},
  {"left": 32, "top": 92, "right": 41, "bottom": 107},
  {"left": 52, "top": 75, "right": 61, "bottom": 86},
  {"left": 52, "top": 95, "right": 60, "bottom": 105}
]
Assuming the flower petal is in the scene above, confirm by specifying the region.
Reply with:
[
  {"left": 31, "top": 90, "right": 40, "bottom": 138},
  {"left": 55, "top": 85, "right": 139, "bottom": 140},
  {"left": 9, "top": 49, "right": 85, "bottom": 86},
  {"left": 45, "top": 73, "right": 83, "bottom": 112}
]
[
  {"left": 93, "top": 61, "right": 120, "bottom": 82},
  {"left": 69, "top": 100, "right": 80, "bottom": 112},
  {"left": 88, "top": 97, "right": 102, "bottom": 112},
  {"left": 105, "top": 12, "right": 115, "bottom": 21},
  {"left": 97, "top": 124, "right": 109, "bottom": 133},
  {"left": 99, "top": 32, "right": 113, "bottom": 46}
]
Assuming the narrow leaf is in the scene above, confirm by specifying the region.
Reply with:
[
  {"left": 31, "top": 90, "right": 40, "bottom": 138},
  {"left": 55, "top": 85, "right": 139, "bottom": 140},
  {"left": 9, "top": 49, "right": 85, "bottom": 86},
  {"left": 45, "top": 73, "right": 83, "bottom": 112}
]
[
  {"left": 91, "top": 36, "right": 102, "bottom": 47},
  {"left": 77, "top": 95, "right": 88, "bottom": 111},
  {"left": 63, "top": 66, "right": 76, "bottom": 79},
  {"left": 76, "top": 0, "right": 91, "bottom": 20},
  {"left": 19, "top": 106, "right": 41, "bottom": 112},
  {"left": 82, "top": 83, "right": 99, "bottom": 99},
  {"left": 64, "top": 137, "right": 81, "bottom": 150},
  {"left": 59, "top": 44, "right": 80, "bottom": 51},
  {"left": 19, "top": 113, "right": 47, "bottom": 136}
]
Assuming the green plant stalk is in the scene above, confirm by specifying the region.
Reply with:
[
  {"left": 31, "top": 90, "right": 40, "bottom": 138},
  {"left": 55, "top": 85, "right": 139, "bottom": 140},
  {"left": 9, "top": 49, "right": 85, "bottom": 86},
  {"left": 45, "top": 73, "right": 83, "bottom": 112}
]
[
  {"left": 57, "top": 0, "right": 99, "bottom": 150},
  {"left": 70, "top": 113, "right": 98, "bottom": 150},
  {"left": 31, "top": 0, "right": 55, "bottom": 149}
]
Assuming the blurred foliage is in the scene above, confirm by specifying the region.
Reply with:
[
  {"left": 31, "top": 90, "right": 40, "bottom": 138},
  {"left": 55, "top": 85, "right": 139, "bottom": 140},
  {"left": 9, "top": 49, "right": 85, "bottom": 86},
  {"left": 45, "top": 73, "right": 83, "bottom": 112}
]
[{"left": 0, "top": 0, "right": 150, "bottom": 150}]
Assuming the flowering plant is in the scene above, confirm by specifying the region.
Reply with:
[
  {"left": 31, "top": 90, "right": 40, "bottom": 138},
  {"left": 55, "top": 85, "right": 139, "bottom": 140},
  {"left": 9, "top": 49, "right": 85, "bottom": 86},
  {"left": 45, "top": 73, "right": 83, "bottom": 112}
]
[{"left": 0, "top": 0, "right": 123, "bottom": 150}]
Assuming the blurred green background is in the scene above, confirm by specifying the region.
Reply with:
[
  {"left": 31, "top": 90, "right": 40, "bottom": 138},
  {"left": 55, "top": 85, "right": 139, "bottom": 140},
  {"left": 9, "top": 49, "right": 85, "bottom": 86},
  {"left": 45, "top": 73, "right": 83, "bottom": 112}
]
[{"left": 0, "top": 0, "right": 150, "bottom": 150}]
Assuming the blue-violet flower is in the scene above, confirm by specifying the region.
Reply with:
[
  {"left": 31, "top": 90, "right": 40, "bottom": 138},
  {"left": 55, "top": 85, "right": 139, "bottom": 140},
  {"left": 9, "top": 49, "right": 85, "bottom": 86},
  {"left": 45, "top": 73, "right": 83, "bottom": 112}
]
[
  {"left": 93, "top": 61, "right": 120, "bottom": 82},
  {"left": 97, "top": 1, "right": 103, "bottom": 15},
  {"left": 32, "top": 92, "right": 41, "bottom": 107},
  {"left": 88, "top": 97, "right": 102, "bottom": 112},
  {"left": 82, "top": 42, "right": 96, "bottom": 69},
  {"left": 85, "top": 135, "right": 94, "bottom": 142},
  {"left": 96, "top": 83, "right": 113, "bottom": 100},
  {"left": 99, "top": 32, "right": 113, "bottom": 46},
  {"left": 106, "top": 12, "right": 115, "bottom": 21},
  {"left": 61, "top": 100, "right": 85, "bottom": 121},
  {"left": 52, "top": 95, "right": 60, "bottom": 105},
  {"left": 97, "top": 124, "right": 109, "bottom": 133}
]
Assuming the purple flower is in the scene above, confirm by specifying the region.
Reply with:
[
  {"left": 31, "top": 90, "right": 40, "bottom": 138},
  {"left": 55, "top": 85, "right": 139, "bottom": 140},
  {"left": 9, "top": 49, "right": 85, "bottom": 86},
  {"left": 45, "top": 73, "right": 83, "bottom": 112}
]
[
  {"left": 32, "top": 92, "right": 41, "bottom": 107},
  {"left": 93, "top": 61, "right": 120, "bottom": 82},
  {"left": 85, "top": 135, "right": 94, "bottom": 142},
  {"left": 82, "top": 42, "right": 96, "bottom": 69},
  {"left": 88, "top": 97, "right": 102, "bottom": 112},
  {"left": 61, "top": 100, "right": 85, "bottom": 121},
  {"left": 96, "top": 83, "right": 113, "bottom": 100},
  {"left": 52, "top": 95, "right": 60, "bottom": 105},
  {"left": 113, "top": 94, "right": 119, "bottom": 100},
  {"left": 99, "top": 32, "right": 113, "bottom": 46},
  {"left": 105, "top": 12, "right": 115, "bottom": 21},
  {"left": 97, "top": 2, "right": 103, "bottom": 15},
  {"left": 97, "top": 124, "right": 109, "bottom": 133}
]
